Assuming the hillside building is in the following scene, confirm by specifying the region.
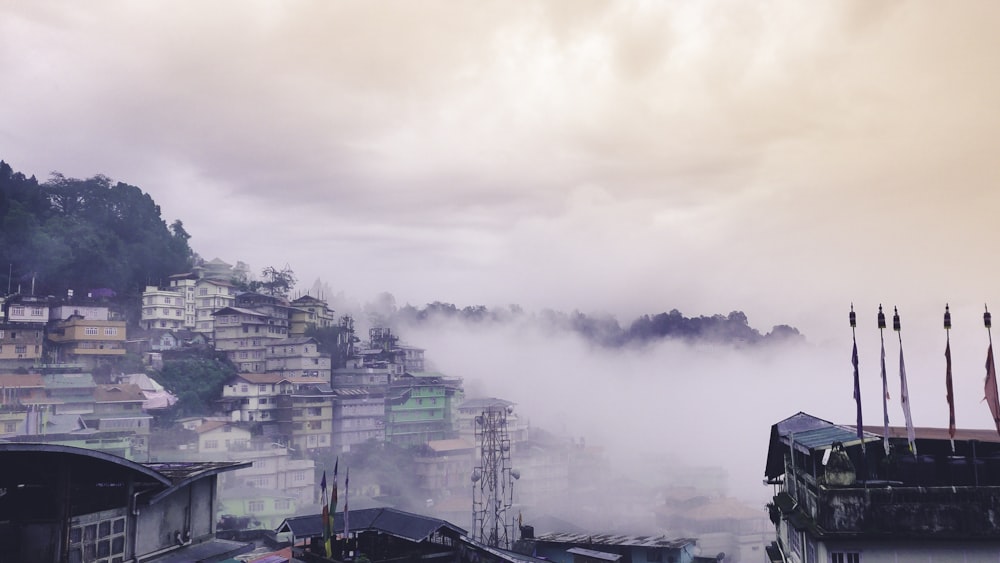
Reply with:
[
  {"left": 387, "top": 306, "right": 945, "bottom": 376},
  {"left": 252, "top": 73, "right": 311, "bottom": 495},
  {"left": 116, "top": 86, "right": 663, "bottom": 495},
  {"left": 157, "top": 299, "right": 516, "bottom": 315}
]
[{"left": 765, "top": 411, "right": 1000, "bottom": 562}]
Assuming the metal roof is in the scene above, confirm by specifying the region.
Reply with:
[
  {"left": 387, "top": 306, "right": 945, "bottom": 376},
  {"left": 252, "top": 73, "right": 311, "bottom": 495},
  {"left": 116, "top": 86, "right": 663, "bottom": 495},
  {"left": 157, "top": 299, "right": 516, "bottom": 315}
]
[
  {"left": 277, "top": 507, "right": 467, "bottom": 542},
  {"left": 567, "top": 547, "right": 622, "bottom": 561},
  {"left": 532, "top": 532, "right": 695, "bottom": 549}
]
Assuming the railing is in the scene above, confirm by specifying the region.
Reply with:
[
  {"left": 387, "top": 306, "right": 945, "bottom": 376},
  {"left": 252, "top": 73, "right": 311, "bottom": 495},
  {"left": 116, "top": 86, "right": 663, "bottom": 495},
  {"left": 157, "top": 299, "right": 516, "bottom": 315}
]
[{"left": 810, "top": 484, "right": 1000, "bottom": 537}]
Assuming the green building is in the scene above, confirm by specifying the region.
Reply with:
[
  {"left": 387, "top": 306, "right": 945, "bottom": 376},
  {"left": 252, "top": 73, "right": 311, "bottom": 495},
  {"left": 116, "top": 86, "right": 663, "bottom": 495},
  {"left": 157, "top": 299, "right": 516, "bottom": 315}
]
[{"left": 385, "top": 372, "right": 463, "bottom": 447}]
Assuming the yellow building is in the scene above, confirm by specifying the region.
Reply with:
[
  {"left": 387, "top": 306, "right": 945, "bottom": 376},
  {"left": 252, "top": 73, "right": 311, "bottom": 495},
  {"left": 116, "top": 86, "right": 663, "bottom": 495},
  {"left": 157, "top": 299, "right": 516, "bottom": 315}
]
[{"left": 47, "top": 315, "right": 127, "bottom": 368}]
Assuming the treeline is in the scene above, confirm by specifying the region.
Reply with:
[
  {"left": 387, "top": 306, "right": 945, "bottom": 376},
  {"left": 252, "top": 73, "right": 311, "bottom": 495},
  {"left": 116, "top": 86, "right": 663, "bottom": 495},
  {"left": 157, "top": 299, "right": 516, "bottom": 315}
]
[
  {"left": 390, "top": 301, "right": 803, "bottom": 347},
  {"left": 0, "top": 161, "right": 193, "bottom": 297}
]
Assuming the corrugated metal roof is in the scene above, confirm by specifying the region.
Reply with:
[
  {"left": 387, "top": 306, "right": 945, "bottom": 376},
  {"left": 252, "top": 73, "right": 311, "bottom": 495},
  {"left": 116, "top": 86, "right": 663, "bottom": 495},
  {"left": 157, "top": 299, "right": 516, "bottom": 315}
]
[
  {"left": 277, "top": 507, "right": 466, "bottom": 542},
  {"left": 567, "top": 547, "right": 622, "bottom": 561},
  {"left": 532, "top": 532, "right": 695, "bottom": 549}
]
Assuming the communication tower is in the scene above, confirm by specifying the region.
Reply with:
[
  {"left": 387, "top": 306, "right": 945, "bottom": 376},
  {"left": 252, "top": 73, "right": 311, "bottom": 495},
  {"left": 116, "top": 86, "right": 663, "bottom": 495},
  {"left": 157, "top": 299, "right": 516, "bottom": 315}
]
[{"left": 471, "top": 405, "right": 519, "bottom": 548}]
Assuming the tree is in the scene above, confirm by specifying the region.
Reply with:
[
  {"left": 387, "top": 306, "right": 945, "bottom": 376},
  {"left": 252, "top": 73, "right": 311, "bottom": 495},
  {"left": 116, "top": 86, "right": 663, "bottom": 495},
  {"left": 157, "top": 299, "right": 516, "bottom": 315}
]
[
  {"left": 154, "top": 354, "right": 236, "bottom": 417},
  {"left": 259, "top": 265, "right": 296, "bottom": 298}
]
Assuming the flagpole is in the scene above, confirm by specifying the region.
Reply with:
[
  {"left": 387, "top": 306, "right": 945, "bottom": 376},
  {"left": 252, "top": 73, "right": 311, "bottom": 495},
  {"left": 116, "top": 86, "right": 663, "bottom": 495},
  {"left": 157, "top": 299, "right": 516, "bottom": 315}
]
[
  {"left": 983, "top": 305, "right": 1000, "bottom": 437},
  {"left": 850, "top": 305, "right": 868, "bottom": 485},
  {"left": 944, "top": 304, "right": 956, "bottom": 452},
  {"left": 895, "top": 307, "right": 917, "bottom": 455},
  {"left": 878, "top": 305, "right": 891, "bottom": 456}
]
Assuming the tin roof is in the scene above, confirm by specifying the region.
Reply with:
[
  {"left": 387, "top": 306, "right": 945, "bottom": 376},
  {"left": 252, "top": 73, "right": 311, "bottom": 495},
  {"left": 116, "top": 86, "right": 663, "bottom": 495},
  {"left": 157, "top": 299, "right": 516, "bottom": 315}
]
[
  {"left": 532, "top": 532, "right": 695, "bottom": 549},
  {"left": 277, "top": 507, "right": 466, "bottom": 542}
]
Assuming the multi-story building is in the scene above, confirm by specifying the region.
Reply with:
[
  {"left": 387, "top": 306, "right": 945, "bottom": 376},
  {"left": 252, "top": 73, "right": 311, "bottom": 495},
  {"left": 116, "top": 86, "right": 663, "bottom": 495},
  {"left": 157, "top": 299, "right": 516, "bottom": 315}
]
[
  {"left": 765, "top": 411, "right": 1000, "bottom": 562},
  {"left": 0, "top": 295, "right": 49, "bottom": 370},
  {"left": 87, "top": 383, "right": 152, "bottom": 456},
  {"left": 2, "top": 294, "right": 50, "bottom": 325},
  {"left": 219, "top": 373, "right": 334, "bottom": 451},
  {"left": 331, "top": 387, "right": 386, "bottom": 453},
  {"left": 219, "top": 373, "right": 289, "bottom": 426},
  {"left": 0, "top": 322, "right": 44, "bottom": 369},
  {"left": 194, "top": 278, "right": 237, "bottom": 333},
  {"left": 213, "top": 293, "right": 290, "bottom": 373},
  {"left": 288, "top": 294, "right": 336, "bottom": 337},
  {"left": 140, "top": 284, "right": 187, "bottom": 329},
  {"left": 331, "top": 358, "right": 392, "bottom": 452},
  {"left": 385, "top": 371, "right": 463, "bottom": 447},
  {"left": 43, "top": 372, "right": 97, "bottom": 415},
  {"left": 46, "top": 313, "right": 127, "bottom": 369},
  {"left": 265, "top": 336, "right": 331, "bottom": 379},
  {"left": 276, "top": 382, "right": 335, "bottom": 453},
  {"left": 195, "top": 420, "right": 252, "bottom": 453},
  {"left": 414, "top": 438, "right": 476, "bottom": 501}
]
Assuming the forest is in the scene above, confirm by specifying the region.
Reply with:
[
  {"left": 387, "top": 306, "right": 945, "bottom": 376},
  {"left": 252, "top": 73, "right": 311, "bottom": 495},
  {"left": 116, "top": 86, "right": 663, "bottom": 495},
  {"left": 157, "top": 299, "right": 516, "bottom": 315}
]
[{"left": 0, "top": 160, "right": 193, "bottom": 299}]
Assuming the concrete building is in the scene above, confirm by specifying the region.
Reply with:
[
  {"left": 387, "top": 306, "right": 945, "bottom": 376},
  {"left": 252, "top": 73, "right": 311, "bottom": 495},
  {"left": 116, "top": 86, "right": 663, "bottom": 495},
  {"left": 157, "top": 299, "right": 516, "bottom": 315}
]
[
  {"left": 265, "top": 336, "right": 331, "bottom": 379},
  {"left": 385, "top": 371, "right": 463, "bottom": 447},
  {"left": 0, "top": 295, "right": 50, "bottom": 370},
  {"left": 193, "top": 278, "right": 236, "bottom": 334},
  {"left": 46, "top": 314, "right": 127, "bottom": 370},
  {"left": 331, "top": 387, "right": 386, "bottom": 453},
  {"left": 764, "top": 411, "right": 1000, "bottom": 562},
  {"left": 0, "top": 322, "right": 45, "bottom": 369},
  {"left": 140, "top": 285, "right": 187, "bottom": 330},
  {"left": 88, "top": 383, "right": 152, "bottom": 457},
  {"left": 288, "top": 294, "right": 336, "bottom": 337},
  {"left": 0, "top": 443, "right": 251, "bottom": 562}
]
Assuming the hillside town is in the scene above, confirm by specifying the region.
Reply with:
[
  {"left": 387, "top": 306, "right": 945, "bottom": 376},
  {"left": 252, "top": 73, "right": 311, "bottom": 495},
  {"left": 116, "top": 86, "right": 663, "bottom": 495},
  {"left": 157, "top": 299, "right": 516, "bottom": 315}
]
[{"left": 0, "top": 258, "right": 769, "bottom": 563}]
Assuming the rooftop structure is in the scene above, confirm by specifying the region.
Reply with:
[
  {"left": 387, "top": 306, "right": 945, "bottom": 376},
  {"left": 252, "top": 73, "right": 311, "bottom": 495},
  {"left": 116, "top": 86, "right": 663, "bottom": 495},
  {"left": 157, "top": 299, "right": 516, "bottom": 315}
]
[{"left": 764, "top": 411, "right": 1000, "bottom": 562}]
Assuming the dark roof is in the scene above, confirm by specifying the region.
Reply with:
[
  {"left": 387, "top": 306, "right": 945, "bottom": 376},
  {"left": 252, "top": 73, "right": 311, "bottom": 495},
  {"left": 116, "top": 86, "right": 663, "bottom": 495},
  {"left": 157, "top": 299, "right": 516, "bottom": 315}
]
[
  {"left": 277, "top": 507, "right": 466, "bottom": 542},
  {"left": 864, "top": 424, "right": 1000, "bottom": 444},
  {"left": 460, "top": 397, "right": 515, "bottom": 410},
  {"left": 765, "top": 412, "right": 879, "bottom": 480},
  {"left": 531, "top": 532, "right": 695, "bottom": 549}
]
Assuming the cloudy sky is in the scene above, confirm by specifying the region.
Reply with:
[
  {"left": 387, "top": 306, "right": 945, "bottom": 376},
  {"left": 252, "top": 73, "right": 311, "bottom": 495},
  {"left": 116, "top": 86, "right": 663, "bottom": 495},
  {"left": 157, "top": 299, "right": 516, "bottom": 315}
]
[{"left": 6, "top": 2, "right": 1000, "bottom": 468}]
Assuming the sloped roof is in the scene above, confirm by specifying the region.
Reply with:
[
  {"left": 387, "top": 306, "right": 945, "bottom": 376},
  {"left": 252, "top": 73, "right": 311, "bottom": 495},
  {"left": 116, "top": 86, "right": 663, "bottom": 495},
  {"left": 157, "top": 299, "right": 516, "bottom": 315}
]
[
  {"left": 532, "top": 532, "right": 695, "bottom": 549},
  {"left": 195, "top": 420, "right": 229, "bottom": 434},
  {"left": 43, "top": 372, "right": 96, "bottom": 389},
  {"left": 0, "top": 374, "right": 44, "bottom": 388},
  {"left": 460, "top": 397, "right": 515, "bottom": 410},
  {"left": 277, "top": 507, "right": 466, "bottom": 542},
  {"left": 94, "top": 383, "right": 146, "bottom": 403}
]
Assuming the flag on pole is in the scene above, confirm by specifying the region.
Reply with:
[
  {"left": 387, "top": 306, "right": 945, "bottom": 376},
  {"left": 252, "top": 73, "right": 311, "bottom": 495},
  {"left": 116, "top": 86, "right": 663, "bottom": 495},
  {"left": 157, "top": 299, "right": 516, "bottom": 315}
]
[
  {"left": 895, "top": 307, "right": 916, "bottom": 455},
  {"left": 945, "top": 337, "right": 956, "bottom": 443},
  {"left": 880, "top": 333, "right": 891, "bottom": 456},
  {"left": 343, "top": 467, "right": 350, "bottom": 541},
  {"left": 330, "top": 458, "right": 338, "bottom": 532},
  {"left": 320, "top": 471, "right": 331, "bottom": 557},
  {"left": 899, "top": 346, "right": 917, "bottom": 454},
  {"left": 852, "top": 340, "right": 863, "bottom": 440},
  {"left": 876, "top": 304, "right": 891, "bottom": 455},
  {"left": 985, "top": 344, "right": 1000, "bottom": 436}
]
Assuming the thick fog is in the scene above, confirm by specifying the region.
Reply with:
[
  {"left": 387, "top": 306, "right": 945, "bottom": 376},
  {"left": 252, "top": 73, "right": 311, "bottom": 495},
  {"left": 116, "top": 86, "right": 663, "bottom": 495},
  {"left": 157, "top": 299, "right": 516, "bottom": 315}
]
[{"left": 400, "top": 303, "right": 1000, "bottom": 507}]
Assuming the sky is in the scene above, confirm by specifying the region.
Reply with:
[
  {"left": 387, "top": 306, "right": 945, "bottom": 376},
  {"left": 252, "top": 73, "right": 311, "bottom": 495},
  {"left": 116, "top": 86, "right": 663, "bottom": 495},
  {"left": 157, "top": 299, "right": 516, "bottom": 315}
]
[{"left": 5, "top": 1, "right": 1000, "bottom": 499}]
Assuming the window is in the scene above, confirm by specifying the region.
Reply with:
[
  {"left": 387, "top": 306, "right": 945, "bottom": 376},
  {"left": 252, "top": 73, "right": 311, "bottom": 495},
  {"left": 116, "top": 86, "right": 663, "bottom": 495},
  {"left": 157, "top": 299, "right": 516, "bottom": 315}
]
[
  {"left": 240, "top": 384, "right": 249, "bottom": 393},
  {"left": 85, "top": 327, "right": 99, "bottom": 336},
  {"left": 830, "top": 554, "right": 860, "bottom": 563},
  {"left": 164, "top": 297, "right": 171, "bottom": 304},
  {"left": 248, "top": 501, "right": 264, "bottom": 513},
  {"left": 11, "top": 306, "right": 24, "bottom": 316},
  {"left": 259, "top": 384, "right": 267, "bottom": 392},
  {"left": 204, "top": 440, "right": 218, "bottom": 449},
  {"left": 31, "top": 307, "right": 43, "bottom": 316},
  {"left": 275, "top": 499, "right": 291, "bottom": 510},
  {"left": 104, "top": 327, "right": 118, "bottom": 336},
  {"left": 199, "top": 288, "right": 208, "bottom": 296},
  {"left": 15, "top": 345, "right": 26, "bottom": 354},
  {"left": 4, "top": 422, "right": 15, "bottom": 433}
]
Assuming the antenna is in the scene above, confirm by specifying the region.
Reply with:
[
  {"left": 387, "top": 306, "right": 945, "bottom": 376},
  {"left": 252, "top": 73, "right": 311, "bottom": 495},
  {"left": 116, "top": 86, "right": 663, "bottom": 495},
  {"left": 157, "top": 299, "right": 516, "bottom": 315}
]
[{"left": 472, "top": 405, "right": 518, "bottom": 549}]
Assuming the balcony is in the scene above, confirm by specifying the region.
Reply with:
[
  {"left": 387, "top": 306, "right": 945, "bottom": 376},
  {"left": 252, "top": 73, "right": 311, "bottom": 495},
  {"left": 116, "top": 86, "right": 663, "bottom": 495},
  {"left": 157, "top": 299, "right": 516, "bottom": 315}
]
[{"left": 803, "top": 484, "right": 1000, "bottom": 538}]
